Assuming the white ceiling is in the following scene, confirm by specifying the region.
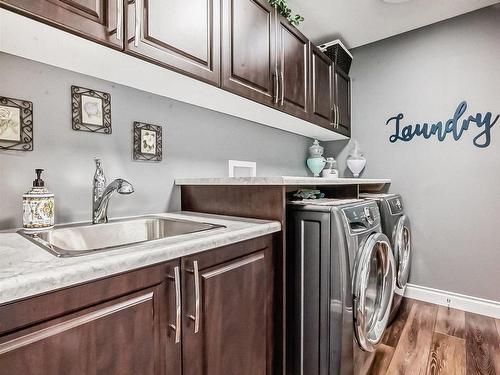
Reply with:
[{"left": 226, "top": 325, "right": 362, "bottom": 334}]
[{"left": 287, "top": 0, "right": 500, "bottom": 48}]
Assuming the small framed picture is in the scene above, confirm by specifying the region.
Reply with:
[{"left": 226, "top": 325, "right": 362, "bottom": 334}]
[
  {"left": 0, "top": 96, "right": 33, "bottom": 151},
  {"left": 133, "top": 121, "right": 163, "bottom": 161},
  {"left": 71, "top": 85, "right": 111, "bottom": 134}
]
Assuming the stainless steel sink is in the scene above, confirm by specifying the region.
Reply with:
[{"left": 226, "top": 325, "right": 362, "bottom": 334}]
[{"left": 18, "top": 216, "right": 225, "bottom": 257}]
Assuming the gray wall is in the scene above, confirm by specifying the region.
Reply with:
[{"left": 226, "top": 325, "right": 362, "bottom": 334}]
[
  {"left": 326, "top": 5, "right": 500, "bottom": 301},
  {"left": 0, "top": 53, "right": 311, "bottom": 229}
]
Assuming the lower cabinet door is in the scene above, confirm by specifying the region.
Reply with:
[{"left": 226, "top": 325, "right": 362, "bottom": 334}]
[
  {"left": 182, "top": 236, "right": 275, "bottom": 375},
  {"left": 0, "top": 286, "right": 164, "bottom": 375}
]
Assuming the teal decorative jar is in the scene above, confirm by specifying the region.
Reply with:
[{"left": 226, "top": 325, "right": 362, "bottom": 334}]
[{"left": 306, "top": 139, "right": 326, "bottom": 177}]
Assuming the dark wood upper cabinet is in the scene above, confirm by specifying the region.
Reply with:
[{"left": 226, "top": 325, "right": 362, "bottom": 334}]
[
  {"left": 276, "top": 15, "right": 310, "bottom": 120},
  {"left": 310, "top": 43, "right": 334, "bottom": 129},
  {"left": 125, "top": 0, "right": 221, "bottom": 85},
  {"left": 182, "top": 236, "right": 275, "bottom": 375},
  {"left": 334, "top": 66, "right": 351, "bottom": 136},
  {"left": 221, "top": 0, "right": 277, "bottom": 106},
  {"left": 2, "top": 0, "right": 351, "bottom": 135},
  {"left": 0, "top": 0, "right": 123, "bottom": 49}
]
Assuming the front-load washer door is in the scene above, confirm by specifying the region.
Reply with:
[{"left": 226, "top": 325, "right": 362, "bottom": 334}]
[
  {"left": 353, "top": 233, "right": 396, "bottom": 352},
  {"left": 393, "top": 215, "right": 411, "bottom": 289}
]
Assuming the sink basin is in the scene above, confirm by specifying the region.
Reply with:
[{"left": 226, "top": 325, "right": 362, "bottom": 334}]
[{"left": 18, "top": 216, "right": 225, "bottom": 257}]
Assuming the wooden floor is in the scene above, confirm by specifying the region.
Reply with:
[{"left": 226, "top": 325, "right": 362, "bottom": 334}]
[{"left": 355, "top": 298, "right": 500, "bottom": 375}]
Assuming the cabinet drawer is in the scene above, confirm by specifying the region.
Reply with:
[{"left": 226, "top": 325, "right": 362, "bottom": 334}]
[{"left": 0, "top": 286, "right": 162, "bottom": 375}]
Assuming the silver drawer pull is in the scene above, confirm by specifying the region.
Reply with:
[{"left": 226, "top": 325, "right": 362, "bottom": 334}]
[
  {"left": 168, "top": 266, "right": 182, "bottom": 343},
  {"left": 187, "top": 260, "right": 200, "bottom": 334}
]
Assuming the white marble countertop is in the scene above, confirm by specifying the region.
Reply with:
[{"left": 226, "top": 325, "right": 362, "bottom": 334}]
[
  {"left": 0, "top": 212, "right": 281, "bottom": 305},
  {"left": 175, "top": 176, "right": 391, "bottom": 186}
]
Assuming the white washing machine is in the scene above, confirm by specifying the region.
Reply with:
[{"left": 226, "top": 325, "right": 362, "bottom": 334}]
[
  {"left": 286, "top": 199, "right": 396, "bottom": 375},
  {"left": 360, "top": 193, "right": 412, "bottom": 322}
]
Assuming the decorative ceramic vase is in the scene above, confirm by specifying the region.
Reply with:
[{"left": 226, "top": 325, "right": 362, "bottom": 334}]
[
  {"left": 346, "top": 140, "right": 366, "bottom": 178},
  {"left": 306, "top": 139, "right": 326, "bottom": 177}
]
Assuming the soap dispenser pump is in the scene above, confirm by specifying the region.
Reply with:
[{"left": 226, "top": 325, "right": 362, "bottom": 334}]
[{"left": 22, "top": 169, "right": 55, "bottom": 231}]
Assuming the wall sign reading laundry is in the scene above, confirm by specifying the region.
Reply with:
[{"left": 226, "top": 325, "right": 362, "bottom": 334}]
[{"left": 386, "top": 101, "right": 499, "bottom": 148}]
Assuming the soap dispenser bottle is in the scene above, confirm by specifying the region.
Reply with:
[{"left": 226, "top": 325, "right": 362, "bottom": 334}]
[{"left": 22, "top": 169, "right": 55, "bottom": 231}]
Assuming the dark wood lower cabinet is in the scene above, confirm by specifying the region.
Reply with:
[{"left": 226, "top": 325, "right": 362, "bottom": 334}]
[
  {"left": 182, "top": 236, "right": 274, "bottom": 375},
  {"left": 0, "top": 287, "right": 162, "bottom": 375},
  {"left": 0, "top": 236, "right": 275, "bottom": 375},
  {"left": 182, "top": 235, "right": 275, "bottom": 375}
]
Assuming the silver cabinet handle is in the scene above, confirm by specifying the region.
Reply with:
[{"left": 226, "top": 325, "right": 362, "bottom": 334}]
[
  {"left": 187, "top": 260, "right": 200, "bottom": 334},
  {"left": 280, "top": 72, "right": 285, "bottom": 106},
  {"left": 330, "top": 106, "right": 335, "bottom": 127},
  {"left": 336, "top": 105, "right": 340, "bottom": 128},
  {"left": 334, "top": 105, "right": 339, "bottom": 129},
  {"left": 134, "top": 0, "right": 141, "bottom": 47},
  {"left": 116, "top": 0, "right": 123, "bottom": 40},
  {"left": 168, "top": 266, "right": 182, "bottom": 343},
  {"left": 273, "top": 73, "right": 279, "bottom": 105}
]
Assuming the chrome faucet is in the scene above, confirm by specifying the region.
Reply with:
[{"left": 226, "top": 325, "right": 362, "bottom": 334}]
[{"left": 92, "top": 159, "right": 134, "bottom": 224}]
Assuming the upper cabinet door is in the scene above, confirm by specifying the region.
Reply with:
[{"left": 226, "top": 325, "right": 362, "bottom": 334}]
[
  {"left": 0, "top": 0, "right": 122, "bottom": 49},
  {"left": 334, "top": 67, "right": 351, "bottom": 137},
  {"left": 310, "top": 44, "right": 334, "bottom": 129},
  {"left": 221, "top": 0, "right": 277, "bottom": 106},
  {"left": 125, "top": 0, "right": 221, "bottom": 85},
  {"left": 277, "top": 15, "right": 310, "bottom": 120}
]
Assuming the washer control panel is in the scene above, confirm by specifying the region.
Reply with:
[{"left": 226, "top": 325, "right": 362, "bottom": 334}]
[
  {"left": 342, "top": 202, "right": 380, "bottom": 233},
  {"left": 387, "top": 196, "right": 404, "bottom": 215}
]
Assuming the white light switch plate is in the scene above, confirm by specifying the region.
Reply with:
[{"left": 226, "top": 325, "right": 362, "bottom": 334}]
[{"left": 228, "top": 160, "right": 257, "bottom": 177}]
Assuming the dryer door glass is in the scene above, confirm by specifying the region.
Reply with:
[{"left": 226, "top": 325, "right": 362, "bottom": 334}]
[
  {"left": 394, "top": 215, "right": 411, "bottom": 289},
  {"left": 353, "top": 232, "right": 396, "bottom": 352}
]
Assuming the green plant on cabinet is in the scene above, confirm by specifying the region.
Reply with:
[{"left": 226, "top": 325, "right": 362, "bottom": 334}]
[{"left": 268, "top": 0, "right": 304, "bottom": 26}]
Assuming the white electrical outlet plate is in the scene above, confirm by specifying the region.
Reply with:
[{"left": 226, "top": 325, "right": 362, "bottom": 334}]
[{"left": 228, "top": 160, "right": 257, "bottom": 177}]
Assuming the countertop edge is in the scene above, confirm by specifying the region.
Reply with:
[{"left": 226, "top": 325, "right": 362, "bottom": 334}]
[
  {"left": 175, "top": 177, "right": 392, "bottom": 186},
  {"left": 0, "top": 213, "right": 282, "bottom": 306}
]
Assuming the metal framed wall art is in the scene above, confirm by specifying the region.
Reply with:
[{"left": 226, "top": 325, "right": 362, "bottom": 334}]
[
  {"left": 71, "top": 85, "right": 111, "bottom": 134},
  {"left": 0, "top": 96, "right": 33, "bottom": 151},
  {"left": 133, "top": 121, "right": 163, "bottom": 162}
]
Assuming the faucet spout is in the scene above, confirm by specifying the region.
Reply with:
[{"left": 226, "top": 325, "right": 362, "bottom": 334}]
[
  {"left": 92, "top": 159, "right": 134, "bottom": 224},
  {"left": 93, "top": 178, "right": 134, "bottom": 224}
]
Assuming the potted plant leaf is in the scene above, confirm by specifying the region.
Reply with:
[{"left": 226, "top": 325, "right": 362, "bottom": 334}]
[{"left": 268, "top": 0, "right": 304, "bottom": 26}]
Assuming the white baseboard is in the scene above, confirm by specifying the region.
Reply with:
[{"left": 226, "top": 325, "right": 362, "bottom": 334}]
[{"left": 405, "top": 283, "right": 500, "bottom": 319}]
